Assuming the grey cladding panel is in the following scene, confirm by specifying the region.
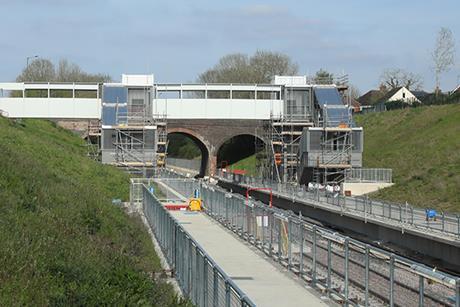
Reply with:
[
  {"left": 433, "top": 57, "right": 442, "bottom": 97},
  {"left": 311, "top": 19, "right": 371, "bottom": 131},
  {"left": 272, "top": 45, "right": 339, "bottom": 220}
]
[
  {"left": 309, "top": 130, "right": 322, "bottom": 151},
  {"left": 102, "top": 129, "right": 116, "bottom": 149},
  {"left": 144, "top": 130, "right": 156, "bottom": 149},
  {"left": 352, "top": 130, "right": 363, "bottom": 152}
]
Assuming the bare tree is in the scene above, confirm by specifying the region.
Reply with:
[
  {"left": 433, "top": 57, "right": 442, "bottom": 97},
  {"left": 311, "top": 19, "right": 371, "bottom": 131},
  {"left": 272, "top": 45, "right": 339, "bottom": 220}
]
[
  {"left": 379, "top": 68, "right": 423, "bottom": 90},
  {"left": 16, "top": 58, "right": 111, "bottom": 83},
  {"left": 16, "top": 59, "right": 55, "bottom": 82},
  {"left": 432, "top": 27, "right": 455, "bottom": 91},
  {"left": 250, "top": 50, "right": 298, "bottom": 83},
  {"left": 198, "top": 50, "right": 298, "bottom": 83},
  {"left": 56, "top": 59, "right": 111, "bottom": 82},
  {"left": 348, "top": 84, "right": 361, "bottom": 100}
]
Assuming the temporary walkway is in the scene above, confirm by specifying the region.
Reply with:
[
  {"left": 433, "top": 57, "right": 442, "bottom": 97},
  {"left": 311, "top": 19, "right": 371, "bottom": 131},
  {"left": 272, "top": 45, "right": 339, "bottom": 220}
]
[{"left": 170, "top": 210, "right": 329, "bottom": 307}]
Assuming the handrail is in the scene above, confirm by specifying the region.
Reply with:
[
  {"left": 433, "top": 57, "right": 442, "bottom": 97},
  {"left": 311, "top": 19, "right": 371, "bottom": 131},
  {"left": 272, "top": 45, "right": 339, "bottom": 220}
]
[{"left": 141, "top": 185, "right": 255, "bottom": 306}]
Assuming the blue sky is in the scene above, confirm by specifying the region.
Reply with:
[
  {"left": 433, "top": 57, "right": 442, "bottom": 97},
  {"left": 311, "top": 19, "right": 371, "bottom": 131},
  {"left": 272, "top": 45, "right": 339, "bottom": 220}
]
[{"left": 1, "top": 0, "right": 459, "bottom": 92}]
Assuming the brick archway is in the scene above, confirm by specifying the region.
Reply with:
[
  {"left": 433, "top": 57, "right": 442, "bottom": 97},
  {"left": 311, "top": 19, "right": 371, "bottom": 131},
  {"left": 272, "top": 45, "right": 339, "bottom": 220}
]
[{"left": 167, "top": 119, "right": 266, "bottom": 176}]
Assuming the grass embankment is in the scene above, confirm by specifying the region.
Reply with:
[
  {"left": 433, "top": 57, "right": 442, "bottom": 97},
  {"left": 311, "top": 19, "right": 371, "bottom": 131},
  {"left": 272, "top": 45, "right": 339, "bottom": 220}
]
[
  {"left": 228, "top": 154, "right": 258, "bottom": 176},
  {"left": 0, "top": 118, "right": 187, "bottom": 306},
  {"left": 355, "top": 104, "right": 460, "bottom": 212}
]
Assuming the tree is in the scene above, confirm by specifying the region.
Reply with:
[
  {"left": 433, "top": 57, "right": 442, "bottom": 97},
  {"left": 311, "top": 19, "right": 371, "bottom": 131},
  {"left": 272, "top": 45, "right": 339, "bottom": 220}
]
[
  {"left": 197, "top": 50, "right": 298, "bottom": 83},
  {"left": 16, "top": 59, "right": 55, "bottom": 82},
  {"left": 249, "top": 50, "right": 299, "bottom": 83},
  {"left": 432, "top": 27, "right": 455, "bottom": 91},
  {"left": 314, "top": 69, "right": 334, "bottom": 84},
  {"left": 379, "top": 68, "right": 423, "bottom": 90},
  {"left": 348, "top": 84, "right": 361, "bottom": 100},
  {"left": 56, "top": 59, "right": 111, "bottom": 82},
  {"left": 16, "top": 58, "right": 111, "bottom": 83}
]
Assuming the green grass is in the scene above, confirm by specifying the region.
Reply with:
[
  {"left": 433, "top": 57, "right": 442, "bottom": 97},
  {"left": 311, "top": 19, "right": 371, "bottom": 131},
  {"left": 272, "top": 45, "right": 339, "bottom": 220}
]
[
  {"left": 0, "top": 117, "right": 188, "bottom": 306},
  {"left": 355, "top": 104, "right": 460, "bottom": 213},
  {"left": 228, "top": 154, "right": 258, "bottom": 176}
]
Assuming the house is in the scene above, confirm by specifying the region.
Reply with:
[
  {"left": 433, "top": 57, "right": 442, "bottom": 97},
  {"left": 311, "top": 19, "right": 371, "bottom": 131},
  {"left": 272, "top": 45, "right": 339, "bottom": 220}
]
[
  {"left": 380, "top": 87, "right": 421, "bottom": 104},
  {"left": 358, "top": 87, "right": 421, "bottom": 113},
  {"left": 450, "top": 85, "right": 460, "bottom": 95},
  {"left": 357, "top": 89, "right": 386, "bottom": 113},
  {"left": 350, "top": 98, "right": 361, "bottom": 113}
]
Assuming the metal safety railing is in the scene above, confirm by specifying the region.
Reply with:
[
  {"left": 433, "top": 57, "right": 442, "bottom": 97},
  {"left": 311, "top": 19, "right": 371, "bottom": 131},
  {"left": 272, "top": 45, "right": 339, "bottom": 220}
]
[
  {"left": 194, "top": 181, "right": 460, "bottom": 307},
  {"left": 166, "top": 157, "right": 201, "bottom": 173},
  {"left": 217, "top": 170, "right": 460, "bottom": 238},
  {"left": 141, "top": 185, "right": 255, "bottom": 307},
  {"left": 345, "top": 168, "right": 393, "bottom": 183}
]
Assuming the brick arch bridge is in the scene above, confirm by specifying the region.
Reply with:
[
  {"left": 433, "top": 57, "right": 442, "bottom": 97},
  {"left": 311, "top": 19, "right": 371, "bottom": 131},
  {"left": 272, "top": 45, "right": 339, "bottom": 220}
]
[{"left": 167, "top": 119, "right": 266, "bottom": 176}]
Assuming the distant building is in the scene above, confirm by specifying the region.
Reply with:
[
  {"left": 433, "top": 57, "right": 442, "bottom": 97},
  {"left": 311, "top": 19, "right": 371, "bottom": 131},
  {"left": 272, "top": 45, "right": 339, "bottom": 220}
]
[
  {"left": 358, "top": 87, "right": 421, "bottom": 113},
  {"left": 380, "top": 87, "right": 421, "bottom": 104},
  {"left": 350, "top": 98, "right": 361, "bottom": 113}
]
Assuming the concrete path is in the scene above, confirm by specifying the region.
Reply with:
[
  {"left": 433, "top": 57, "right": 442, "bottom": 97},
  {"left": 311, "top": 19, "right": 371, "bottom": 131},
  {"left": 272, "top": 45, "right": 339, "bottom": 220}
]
[{"left": 170, "top": 210, "right": 330, "bottom": 307}]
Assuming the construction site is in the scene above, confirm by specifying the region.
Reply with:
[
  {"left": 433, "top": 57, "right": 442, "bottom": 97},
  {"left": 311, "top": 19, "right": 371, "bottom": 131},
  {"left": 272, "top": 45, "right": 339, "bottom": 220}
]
[{"left": 19, "top": 73, "right": 364, "bottom": 187}]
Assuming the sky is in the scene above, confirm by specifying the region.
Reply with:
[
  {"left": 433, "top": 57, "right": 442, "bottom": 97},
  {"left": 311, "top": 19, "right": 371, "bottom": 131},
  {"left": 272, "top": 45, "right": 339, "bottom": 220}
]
[{"left": 1, "top": 0, "right": 460, "bottom": 92}]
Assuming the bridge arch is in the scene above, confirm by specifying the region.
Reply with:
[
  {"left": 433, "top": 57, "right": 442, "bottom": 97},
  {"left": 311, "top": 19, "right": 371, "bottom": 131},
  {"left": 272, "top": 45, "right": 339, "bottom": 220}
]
[
  {"left": 216, "top": 134, "right": 265, "bottom": 172},
  {"left": 167, "top": 128, "right": 211, "bottom": 177}
]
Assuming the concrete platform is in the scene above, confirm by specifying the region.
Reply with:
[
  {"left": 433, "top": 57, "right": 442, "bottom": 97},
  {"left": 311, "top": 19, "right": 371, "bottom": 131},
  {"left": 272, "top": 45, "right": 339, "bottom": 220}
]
[{"left": 170, "top": 210, "right": 331, "bottom": 307}]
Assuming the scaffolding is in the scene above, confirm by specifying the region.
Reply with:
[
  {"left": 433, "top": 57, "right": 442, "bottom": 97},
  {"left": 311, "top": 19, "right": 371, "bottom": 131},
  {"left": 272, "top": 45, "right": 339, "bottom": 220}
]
[
  {"left": 313, "top": 105, "right": 353, "bottom": 185},
  {"left": 100, "top": 83, "right": 167, "bottom": 177},
  {"left": 261, "top": 84, "right": 315, "bottom": 183},
  {"left": 86, "top": 119, "right": 101, "bottom": 160},
  {"left": 260, "top": 76, "right": 354, "bottom": 185}
]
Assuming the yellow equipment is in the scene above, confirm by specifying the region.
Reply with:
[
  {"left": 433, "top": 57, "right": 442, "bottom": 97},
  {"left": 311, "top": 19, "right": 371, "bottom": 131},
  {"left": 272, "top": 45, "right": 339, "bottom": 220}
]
[{"left": 188, "top": 198, "right": 202, "bottom": 211}]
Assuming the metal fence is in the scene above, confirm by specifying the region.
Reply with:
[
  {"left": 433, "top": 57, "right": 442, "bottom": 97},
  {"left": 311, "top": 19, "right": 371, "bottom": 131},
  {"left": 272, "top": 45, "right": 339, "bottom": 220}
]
[
  {"left": 166, "top": 157, "right": 201, "bottom": 173},
  {"left": 217, "top": 170, "right": 460, "bottom": 238},
  {"left": 345, "top": 168, "right": 393, "bottom": 183},
  {"left": 195, "top": 181, "right": 460, "bottom": 307},
  {"left": 141, "top": 185, "right": 255, "bottom": 307}
]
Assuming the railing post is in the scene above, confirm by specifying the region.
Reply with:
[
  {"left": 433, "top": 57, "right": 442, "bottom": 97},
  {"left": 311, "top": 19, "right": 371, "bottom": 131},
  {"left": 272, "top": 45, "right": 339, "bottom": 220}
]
[
  {"left": 225, "top": 279, "right": 231, "bottom": 307},
  {"left": 299, "top": 220, "right": 304, "bottom": 275},
  {"left": 442, "top": 211, "right": 445, "bottom": 232},
  {"left": 312, "top": 226, "right": 317, "bottom": 286},
  {"left": 269, "top": 212, "right": 273, "bottom": 257},
  {"left": 203, "top": 256, "right": 208, "bottom": 307},
  {"left": 327, "top": 239, "right": 332, "bottom": 296},
  {"left": 455, "top": 278, "right": 460, "bottom": 307},
  {"left": 390, "top": 254, "right": 395, "bottom": 307},
  {"left": 365, "top": 244, "right": 370, "bottom": 307},
  {"left": 213, "top": 267, "right": 219, "bottom": 307},
  {"left": 195, "top": 247, "right": 199, "bottom": 303},
  {"left": 288, "top": 218, "right": 292, "bottom": 270},
  {"left": 344, "top": 238, "right": 349, "bottom": 305},
  {"left": 458, "top": 215, "right": 460, "bottom": 237},
  {"left": 188, "top": 239, "right": 193, "bottom": 296},
  {"left": 418, "top": 275, "right": 424, "bottom": 307},
  {"left": 277, "top": 218, "right": 282, "bottom": 262}
]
